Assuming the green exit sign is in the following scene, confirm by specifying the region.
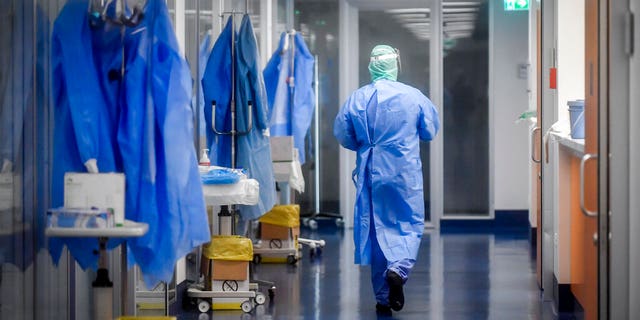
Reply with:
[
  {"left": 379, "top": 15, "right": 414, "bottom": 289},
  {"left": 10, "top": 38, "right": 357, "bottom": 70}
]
[{"left": 504, "top": 0, "right": 529, "bottom": 11}]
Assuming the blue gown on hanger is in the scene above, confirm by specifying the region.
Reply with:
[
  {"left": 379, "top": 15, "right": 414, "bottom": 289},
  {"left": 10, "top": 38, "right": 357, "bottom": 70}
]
[
  {"left": 202, "top": 19, "right": 233, "bottom": 168},
  {"left": 121, "top": 0, "right": 210, "bottom": 286},
  {"left": 202, "top": 15, "right": 276, "bottom": 220},
  {"left": 51, "top": 0, "right": 209, "bottom": 286},
  {"left": 50, "top": 0, "right": 122, "bottom": 270},
  {"left": 263, "top": 32, "right": 315, "bottom": 164}
]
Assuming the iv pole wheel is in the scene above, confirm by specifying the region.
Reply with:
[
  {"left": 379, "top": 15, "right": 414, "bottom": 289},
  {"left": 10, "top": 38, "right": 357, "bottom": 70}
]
[
  {"left": 286, "top": 255, "right": 297, "bottom": 265},
  {"left": 241, "top": 300, "right": 253, "bottom": 313},
  {"left": 197, "top": 299, "right": 211, "bottom": 313},
  {"left": 335, "top": 218, "right": 344, "bottom": 228},
  {"left": 308, "top": 219, "right": 318, "bottom": 230},
  {"left": 253, "top": 254, "right": 262, "bottom": 264},
  {"left": 255, "top": 292, "right": 266, "bottom": 305}
]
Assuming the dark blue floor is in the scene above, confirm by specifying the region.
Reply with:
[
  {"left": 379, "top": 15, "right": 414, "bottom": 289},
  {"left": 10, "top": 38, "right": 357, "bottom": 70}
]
[{"left": 179, "top": 227, "right": 576, "bottom": 320}]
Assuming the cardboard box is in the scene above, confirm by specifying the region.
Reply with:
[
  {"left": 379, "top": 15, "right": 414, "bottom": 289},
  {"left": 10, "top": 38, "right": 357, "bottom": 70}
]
[
  {"left": 261, "top": 223, "right": 299, "bottom": 240},
  {"left": 201, "top": 257, "right": 249, "bottom": 289},
  {"left": 270, "top": 136, "right": 294, "bottom": 162},
  {"left": 212, "top": 260, "right": 248, "bottom": 281}
]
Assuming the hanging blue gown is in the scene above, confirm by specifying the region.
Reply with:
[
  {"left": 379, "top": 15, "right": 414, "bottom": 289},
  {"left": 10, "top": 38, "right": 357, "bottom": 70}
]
[
  {"left": 120, "top": 0, "right": 210, "bottom": 286},
  {"left": 202, "top": 15, "right": 276, "bottom": 220},
  {"left": 202, "top": 19, "right": 233, "bottom": 168},
  {"left": 263, "top": 32, "right": 315, "bottom": 164},
  {"left": 194, "top": 33, "right": 213, "bottom": 144},
  {"left": 50, "top": 0, "right": 122, "bottom": 270},
  {"left": 51, "top": 0, "right": 209, "bottom": 286}
]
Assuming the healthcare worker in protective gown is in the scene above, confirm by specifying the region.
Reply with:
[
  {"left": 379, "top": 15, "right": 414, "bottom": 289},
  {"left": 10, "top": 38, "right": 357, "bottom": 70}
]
[{"left": 334, "top": 45, "right": 439, "bottom": 315}]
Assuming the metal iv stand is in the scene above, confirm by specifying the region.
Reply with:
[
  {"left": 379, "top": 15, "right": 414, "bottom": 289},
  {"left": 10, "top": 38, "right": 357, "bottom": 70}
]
[
  {"left": 302, "top": 54, "right": 344, "bottom": 230},
  {"left": 210, "top": 10, "right": 254, "bottom": 237},
  {"left": 188, "top": 10, "right": 273, "bottom": 314},
  {"left": 275, "top": 34, "right": 328, "bottom": 256}
]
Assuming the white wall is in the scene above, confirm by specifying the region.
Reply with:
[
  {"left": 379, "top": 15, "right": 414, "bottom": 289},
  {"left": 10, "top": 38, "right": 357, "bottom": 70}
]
[
  {"left": 556, "top": 0, "right": 585, "bottom": 123},
  {"left": 491, "top": 5, "right": 530, "bottom": 210},
  {"left": 527, "top": 1, "right": 539, "bottom": 227}
]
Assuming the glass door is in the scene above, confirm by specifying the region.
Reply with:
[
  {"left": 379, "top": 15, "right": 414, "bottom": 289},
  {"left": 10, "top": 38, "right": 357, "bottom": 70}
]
[{"left": 441, "top": 0, "right": 490, "bottom": 218}]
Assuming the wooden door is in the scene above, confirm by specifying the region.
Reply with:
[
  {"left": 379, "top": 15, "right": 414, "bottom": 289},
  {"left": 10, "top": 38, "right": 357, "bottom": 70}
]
[
  {"left": 569, "top": 0, "right": 599, "bottom": 318},
  {"left": 535, "top": 8, "right": 543, "bottom": 288}
]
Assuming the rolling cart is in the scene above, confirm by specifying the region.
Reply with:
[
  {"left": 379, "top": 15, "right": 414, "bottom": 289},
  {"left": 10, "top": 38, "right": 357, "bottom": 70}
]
[{"left": 187, "top": 7, "right": 274, "bottom": 314}]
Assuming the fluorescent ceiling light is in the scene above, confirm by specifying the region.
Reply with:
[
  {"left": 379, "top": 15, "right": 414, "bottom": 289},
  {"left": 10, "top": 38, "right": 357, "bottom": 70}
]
[
  {"left": 443, "top": 7, "right": 479, "bottom": 13},
  {"left": 443, "top": 1, "right": 482, "bottom": 7},
  {"left": 385, "top": 8, "right": 430, "bottom": 14},
  {"left": 395, "top": 17, "right": 431, "bottom": 23}
]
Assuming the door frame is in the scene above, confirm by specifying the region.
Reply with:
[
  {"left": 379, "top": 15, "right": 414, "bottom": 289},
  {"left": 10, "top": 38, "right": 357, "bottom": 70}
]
[
  {"left": 628, "top": 0, "right": 640, "bottom": 316},
  {"left": 597, "top": 0, "right": 610, "bottom": 318},
  {"left": 609, "top": 0, "right": 632, "bottom": 318},
  {"left": 337, "top": 0, "right": 445, "bottom": 229}
]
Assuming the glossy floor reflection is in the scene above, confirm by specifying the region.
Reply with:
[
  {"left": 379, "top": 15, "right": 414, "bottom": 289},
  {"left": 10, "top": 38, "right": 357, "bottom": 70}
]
[{"left": 179, "top": 227, "right": 575, "bottom": 320}]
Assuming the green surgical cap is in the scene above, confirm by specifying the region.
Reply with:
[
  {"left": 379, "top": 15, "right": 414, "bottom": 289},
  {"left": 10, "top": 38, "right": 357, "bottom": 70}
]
[{"left": 368, "top": 45, "right": 398, "bottom": 82}]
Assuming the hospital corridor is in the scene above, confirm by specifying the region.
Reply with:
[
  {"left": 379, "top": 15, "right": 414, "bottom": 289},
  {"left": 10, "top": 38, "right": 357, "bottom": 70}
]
[{"left": 1, "top": 0, "right": 639, "bottom": 320}]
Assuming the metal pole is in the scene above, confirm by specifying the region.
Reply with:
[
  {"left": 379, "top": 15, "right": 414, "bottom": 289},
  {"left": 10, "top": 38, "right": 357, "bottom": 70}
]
[
  {"left": 290, "top": 33, "right": 296, "bottom": 135},
  {"left": 175, "top": 0, "right": 186, "bottom": 55},
  {"left": 286, "top": 0, "right": 294, "bottom": 30},
  {"left": 231, "top": 13, "right": 236, "bottom": 169},
  {"left": 314, "top": 55, "right": 320, "bottom": 214},
  {"left": 195, "top": 0, "right": 201, "bottom": 151}
]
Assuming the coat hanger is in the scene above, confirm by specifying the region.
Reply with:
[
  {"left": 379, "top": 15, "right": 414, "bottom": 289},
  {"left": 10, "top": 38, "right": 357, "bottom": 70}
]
[{"left": 88, "top": 0, "right": 145, "bottom": 29}]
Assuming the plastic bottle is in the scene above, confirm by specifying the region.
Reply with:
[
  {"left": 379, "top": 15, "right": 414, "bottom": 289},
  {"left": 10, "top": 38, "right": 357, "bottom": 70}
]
[
  {"left": 200, "top": 149, "right": 210, "bottom": 166},
  {"left": 199, "top": 149, "right": 210, "bottom": 174}
]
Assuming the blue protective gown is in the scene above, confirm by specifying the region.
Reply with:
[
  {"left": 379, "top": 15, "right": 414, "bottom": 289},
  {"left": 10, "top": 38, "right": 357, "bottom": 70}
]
[
  {"left": 51, "top": 0, "right": 122, "bottom": 270},
  {"left": 202, "top": 15, "right": 276, "bottom": 220},
  {"left": 120, "top": 0, "right": 210, "bottom": 286},
  {"left": 263, "top": 32, "right": 315, "bottom": 164},
  {"left": 202, "top": 19, "right": 232, "bottom": 168},
  {"left": 333, "top": 79, "right": 439, "bottom": 303},
  {"left": 194, "top": 33, "right": 212, "bottom": 141},
  {"left": 51, "top": 0, "right": 209, "bottom": 285}
]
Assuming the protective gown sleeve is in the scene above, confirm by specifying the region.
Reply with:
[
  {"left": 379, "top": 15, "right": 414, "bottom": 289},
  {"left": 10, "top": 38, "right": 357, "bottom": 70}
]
[
  {"left": 53, "top": 3, "right": 110, "bottom": 169},
  {"left": 417, "top": 95, "right": 440, "bottom": 142},
  {"left": 333, "top": 94, "right": 359, "bottom": 151},
  {"left": 234, "top": 14, "right": 276, "bottom": 220},
  {"left": 262, "top": 32, "right": 286, "bottom": 121},
  {"left": 238, "top": 18, "right": 269, "bottom": 131},
  {"left": 50, "top": 1, "right": 120, "bottom": 270},
  {"left": 291, "top": 33, "right": 315, "bottom": 164}
]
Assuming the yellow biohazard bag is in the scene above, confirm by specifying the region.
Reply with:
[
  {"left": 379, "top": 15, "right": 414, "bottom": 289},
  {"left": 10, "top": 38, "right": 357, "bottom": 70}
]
[
  {"left": 202, "top": 235, "right": 253, "bottom": 261},
  {"left": 258, "top": 204, "right": 300, "bottom": 228}
]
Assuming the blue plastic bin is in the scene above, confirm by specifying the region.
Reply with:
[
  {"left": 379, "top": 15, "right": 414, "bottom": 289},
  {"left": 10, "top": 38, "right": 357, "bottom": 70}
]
[{"left": 568, "top": 100, "right": 585, "bottom": 139}]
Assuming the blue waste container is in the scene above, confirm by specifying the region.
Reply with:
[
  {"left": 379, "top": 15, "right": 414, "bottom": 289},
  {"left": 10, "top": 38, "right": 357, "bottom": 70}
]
[{"left": 568, "top": 100, "right": 585, "bottom": 139}]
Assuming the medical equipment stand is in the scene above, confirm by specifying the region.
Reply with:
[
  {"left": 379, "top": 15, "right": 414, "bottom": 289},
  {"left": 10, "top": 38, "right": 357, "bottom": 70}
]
[
  {"left": 187, "top": 11, "right": 271, "bottom": 313},
  {"left": 46, "top": 220, "right": 148, "bottom": 320},
  {"left": 302, "top": 55, "right": 344, "bottom": 230}
]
